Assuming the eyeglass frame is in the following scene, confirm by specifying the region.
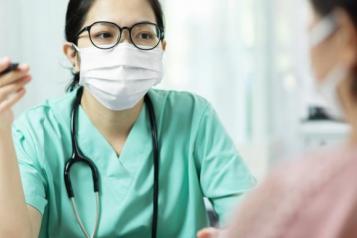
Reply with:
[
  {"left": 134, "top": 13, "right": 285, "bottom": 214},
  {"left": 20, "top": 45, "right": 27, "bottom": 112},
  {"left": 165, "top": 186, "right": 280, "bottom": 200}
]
[{"left": 75, "top": 21, "right": 165, "bottom": 51}]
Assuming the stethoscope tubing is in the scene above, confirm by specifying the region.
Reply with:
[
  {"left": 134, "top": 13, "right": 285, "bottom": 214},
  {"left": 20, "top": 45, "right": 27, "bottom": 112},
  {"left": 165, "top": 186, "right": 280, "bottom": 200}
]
[{"left": 64, "top": 87, "right": 159, "bottom": 238}]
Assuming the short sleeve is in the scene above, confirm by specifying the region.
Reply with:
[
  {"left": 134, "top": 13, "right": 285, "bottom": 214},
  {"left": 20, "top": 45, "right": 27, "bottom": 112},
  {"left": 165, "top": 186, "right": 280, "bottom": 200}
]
[
  {"left": 12, "top": 122, "right": 48, "bottom": 215},
  {"left": 194, "top": 102, "right": 256, "bottom": 224}
]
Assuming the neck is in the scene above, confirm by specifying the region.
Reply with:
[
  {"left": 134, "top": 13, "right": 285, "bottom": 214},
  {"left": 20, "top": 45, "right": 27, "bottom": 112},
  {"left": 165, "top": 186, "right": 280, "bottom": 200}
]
[{"left": 81, "top": 88, "right": 144, "bottom": 140}]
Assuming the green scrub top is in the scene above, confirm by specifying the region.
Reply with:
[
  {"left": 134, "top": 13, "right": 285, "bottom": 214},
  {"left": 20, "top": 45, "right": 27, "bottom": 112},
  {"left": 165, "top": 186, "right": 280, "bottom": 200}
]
[{"left": 12, "top": 88, "right": 255, "bottom": 238}]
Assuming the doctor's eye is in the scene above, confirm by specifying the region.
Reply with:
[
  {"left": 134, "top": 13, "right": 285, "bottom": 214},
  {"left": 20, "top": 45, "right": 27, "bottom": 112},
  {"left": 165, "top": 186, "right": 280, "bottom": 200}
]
[
  {"left": 89, "top": 22, "right": 120, "bottom": 46},
  {"left": 92, "top": 32, "right": 115, "bottom": 40},
  {"left": 136, "top": 32, "right": 155, "bottom": 40},
  {"left": 91, "top": 31, "right": 118, "bottom": 46},
  {"left": 93, "top": 32, "right": 115, "bottom": 40}
]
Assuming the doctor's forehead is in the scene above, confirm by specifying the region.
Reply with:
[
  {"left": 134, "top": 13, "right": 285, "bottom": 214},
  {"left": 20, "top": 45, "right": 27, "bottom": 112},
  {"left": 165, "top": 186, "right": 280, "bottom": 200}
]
[{"left": 84, "top": 0, "right": 157, "bottom": 27}]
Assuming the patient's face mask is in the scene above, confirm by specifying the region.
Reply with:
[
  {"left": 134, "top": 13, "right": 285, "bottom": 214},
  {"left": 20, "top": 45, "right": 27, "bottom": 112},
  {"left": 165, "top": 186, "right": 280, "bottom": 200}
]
[
  {"left": 73, "top": 42, "right": 163, "bottom": 111},
  {"left": 309, "top": 15, "right": 348, "bottom": 120}
]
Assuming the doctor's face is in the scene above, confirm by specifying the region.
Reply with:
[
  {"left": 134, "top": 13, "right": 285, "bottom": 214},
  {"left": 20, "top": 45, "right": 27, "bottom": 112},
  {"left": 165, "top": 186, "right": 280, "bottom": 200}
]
[{"left": 77, "top": 0, "right": 158, "bottom": 49}]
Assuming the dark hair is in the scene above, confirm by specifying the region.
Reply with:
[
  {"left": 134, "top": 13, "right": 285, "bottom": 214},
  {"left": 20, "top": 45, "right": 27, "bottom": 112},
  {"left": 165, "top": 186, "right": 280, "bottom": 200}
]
[
  {"left": 310, "top": 0, "right": 357, "bottom": 25},
  {"left": 65, "top": 0, "right": 165, "bottom": 91}
]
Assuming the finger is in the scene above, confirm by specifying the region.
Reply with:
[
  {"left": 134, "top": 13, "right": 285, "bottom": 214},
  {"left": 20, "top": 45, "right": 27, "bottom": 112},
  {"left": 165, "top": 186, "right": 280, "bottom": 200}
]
[
  {"left": 0, "top": 76, "right": 31, "bottom": 102},
  {"left": 0, "top": 64, "right": 30, "bottom": 87},
  {"left": 197, "top": 228, "right": 220, "bottom": 238},
  {"left": 0, "top": 88, "right": 26, "bottom": 113},
  {"left": 0, "top": 57, "right": 11, "bottom": 73}
]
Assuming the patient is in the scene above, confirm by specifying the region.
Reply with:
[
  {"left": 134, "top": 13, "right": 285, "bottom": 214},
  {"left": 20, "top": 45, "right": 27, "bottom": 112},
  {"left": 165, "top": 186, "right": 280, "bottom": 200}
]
[{"left": 222, "top": 0, "right": 357, "bottom": 237}]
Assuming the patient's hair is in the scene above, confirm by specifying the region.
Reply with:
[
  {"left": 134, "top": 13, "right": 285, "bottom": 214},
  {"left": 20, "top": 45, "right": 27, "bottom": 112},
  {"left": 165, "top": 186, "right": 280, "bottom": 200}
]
[
  {"left": 64, "top": 0, "right": 165, "bottom": 91},
  {"left": 311, "top": 0, "right": 357, "bottom": 26}
]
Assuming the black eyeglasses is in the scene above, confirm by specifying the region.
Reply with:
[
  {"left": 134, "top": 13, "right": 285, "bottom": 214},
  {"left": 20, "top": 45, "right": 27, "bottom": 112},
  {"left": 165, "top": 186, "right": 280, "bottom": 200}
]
[{"left": 76, "top": 21, "right": 165, "bottom": 51}]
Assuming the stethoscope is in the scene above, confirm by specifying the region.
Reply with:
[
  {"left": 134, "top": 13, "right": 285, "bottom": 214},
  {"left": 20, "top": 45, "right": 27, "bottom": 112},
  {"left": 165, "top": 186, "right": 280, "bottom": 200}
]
[{"left": 64, "top": 87, "right": 160, "bottom": 238}]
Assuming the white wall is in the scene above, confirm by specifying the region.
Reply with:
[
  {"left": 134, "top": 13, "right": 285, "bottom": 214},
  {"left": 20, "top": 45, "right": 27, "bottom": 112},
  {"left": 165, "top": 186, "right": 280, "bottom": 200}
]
[
  {"left": 160, "top": 0, "right": 312, "bottom": 178},
  {"left": 0, "top": 0, "right": 70, "bottom": 116}
]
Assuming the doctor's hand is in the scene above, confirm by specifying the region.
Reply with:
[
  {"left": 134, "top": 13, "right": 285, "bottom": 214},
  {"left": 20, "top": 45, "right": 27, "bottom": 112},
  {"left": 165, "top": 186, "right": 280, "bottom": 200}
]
[
  {"left": 0, "top": 57, "right": 31, "bottom": 132},
  {"left": 197, "top": 228, "right": 227, "bottom": 238}
]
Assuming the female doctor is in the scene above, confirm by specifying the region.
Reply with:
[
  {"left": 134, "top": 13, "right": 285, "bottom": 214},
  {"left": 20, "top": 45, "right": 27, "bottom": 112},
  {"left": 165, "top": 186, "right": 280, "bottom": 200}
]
[{"left": 0, "top": 0, "right": 255, "bottom": 237}]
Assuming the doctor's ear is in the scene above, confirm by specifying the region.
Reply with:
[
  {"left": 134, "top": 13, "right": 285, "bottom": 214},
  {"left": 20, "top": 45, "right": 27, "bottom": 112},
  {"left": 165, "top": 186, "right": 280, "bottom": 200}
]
[
  {"left": 161, "top": 40, "right": 167, "bottom": 51},
  {"left": 63, "top": 42, "right": 80, "bottom": 71}
]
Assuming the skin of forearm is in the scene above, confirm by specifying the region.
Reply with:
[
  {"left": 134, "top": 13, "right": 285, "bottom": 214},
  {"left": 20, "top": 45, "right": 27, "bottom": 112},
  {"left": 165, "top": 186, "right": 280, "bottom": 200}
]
[{"left": 0, "top": 128, "right": 33, "bottom": 237}]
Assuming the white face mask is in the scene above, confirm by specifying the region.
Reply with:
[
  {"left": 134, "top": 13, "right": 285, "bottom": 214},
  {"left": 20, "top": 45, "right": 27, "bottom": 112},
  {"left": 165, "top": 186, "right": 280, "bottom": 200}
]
[
  {"left": 316, "top": 66, "right": 348, "bottom": 119},
  {"left": 73, "top": 42, "right": 164, "bottom": 111},
  {"left": 309, "top": 15, "right": 348, "bottom": 120}
]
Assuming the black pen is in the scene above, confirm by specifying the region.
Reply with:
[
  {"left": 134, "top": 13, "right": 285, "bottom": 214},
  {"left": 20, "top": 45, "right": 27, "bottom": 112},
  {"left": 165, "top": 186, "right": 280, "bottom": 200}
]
[{"left": 0, "top": 63, "right": 19, "bottom": 76}]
